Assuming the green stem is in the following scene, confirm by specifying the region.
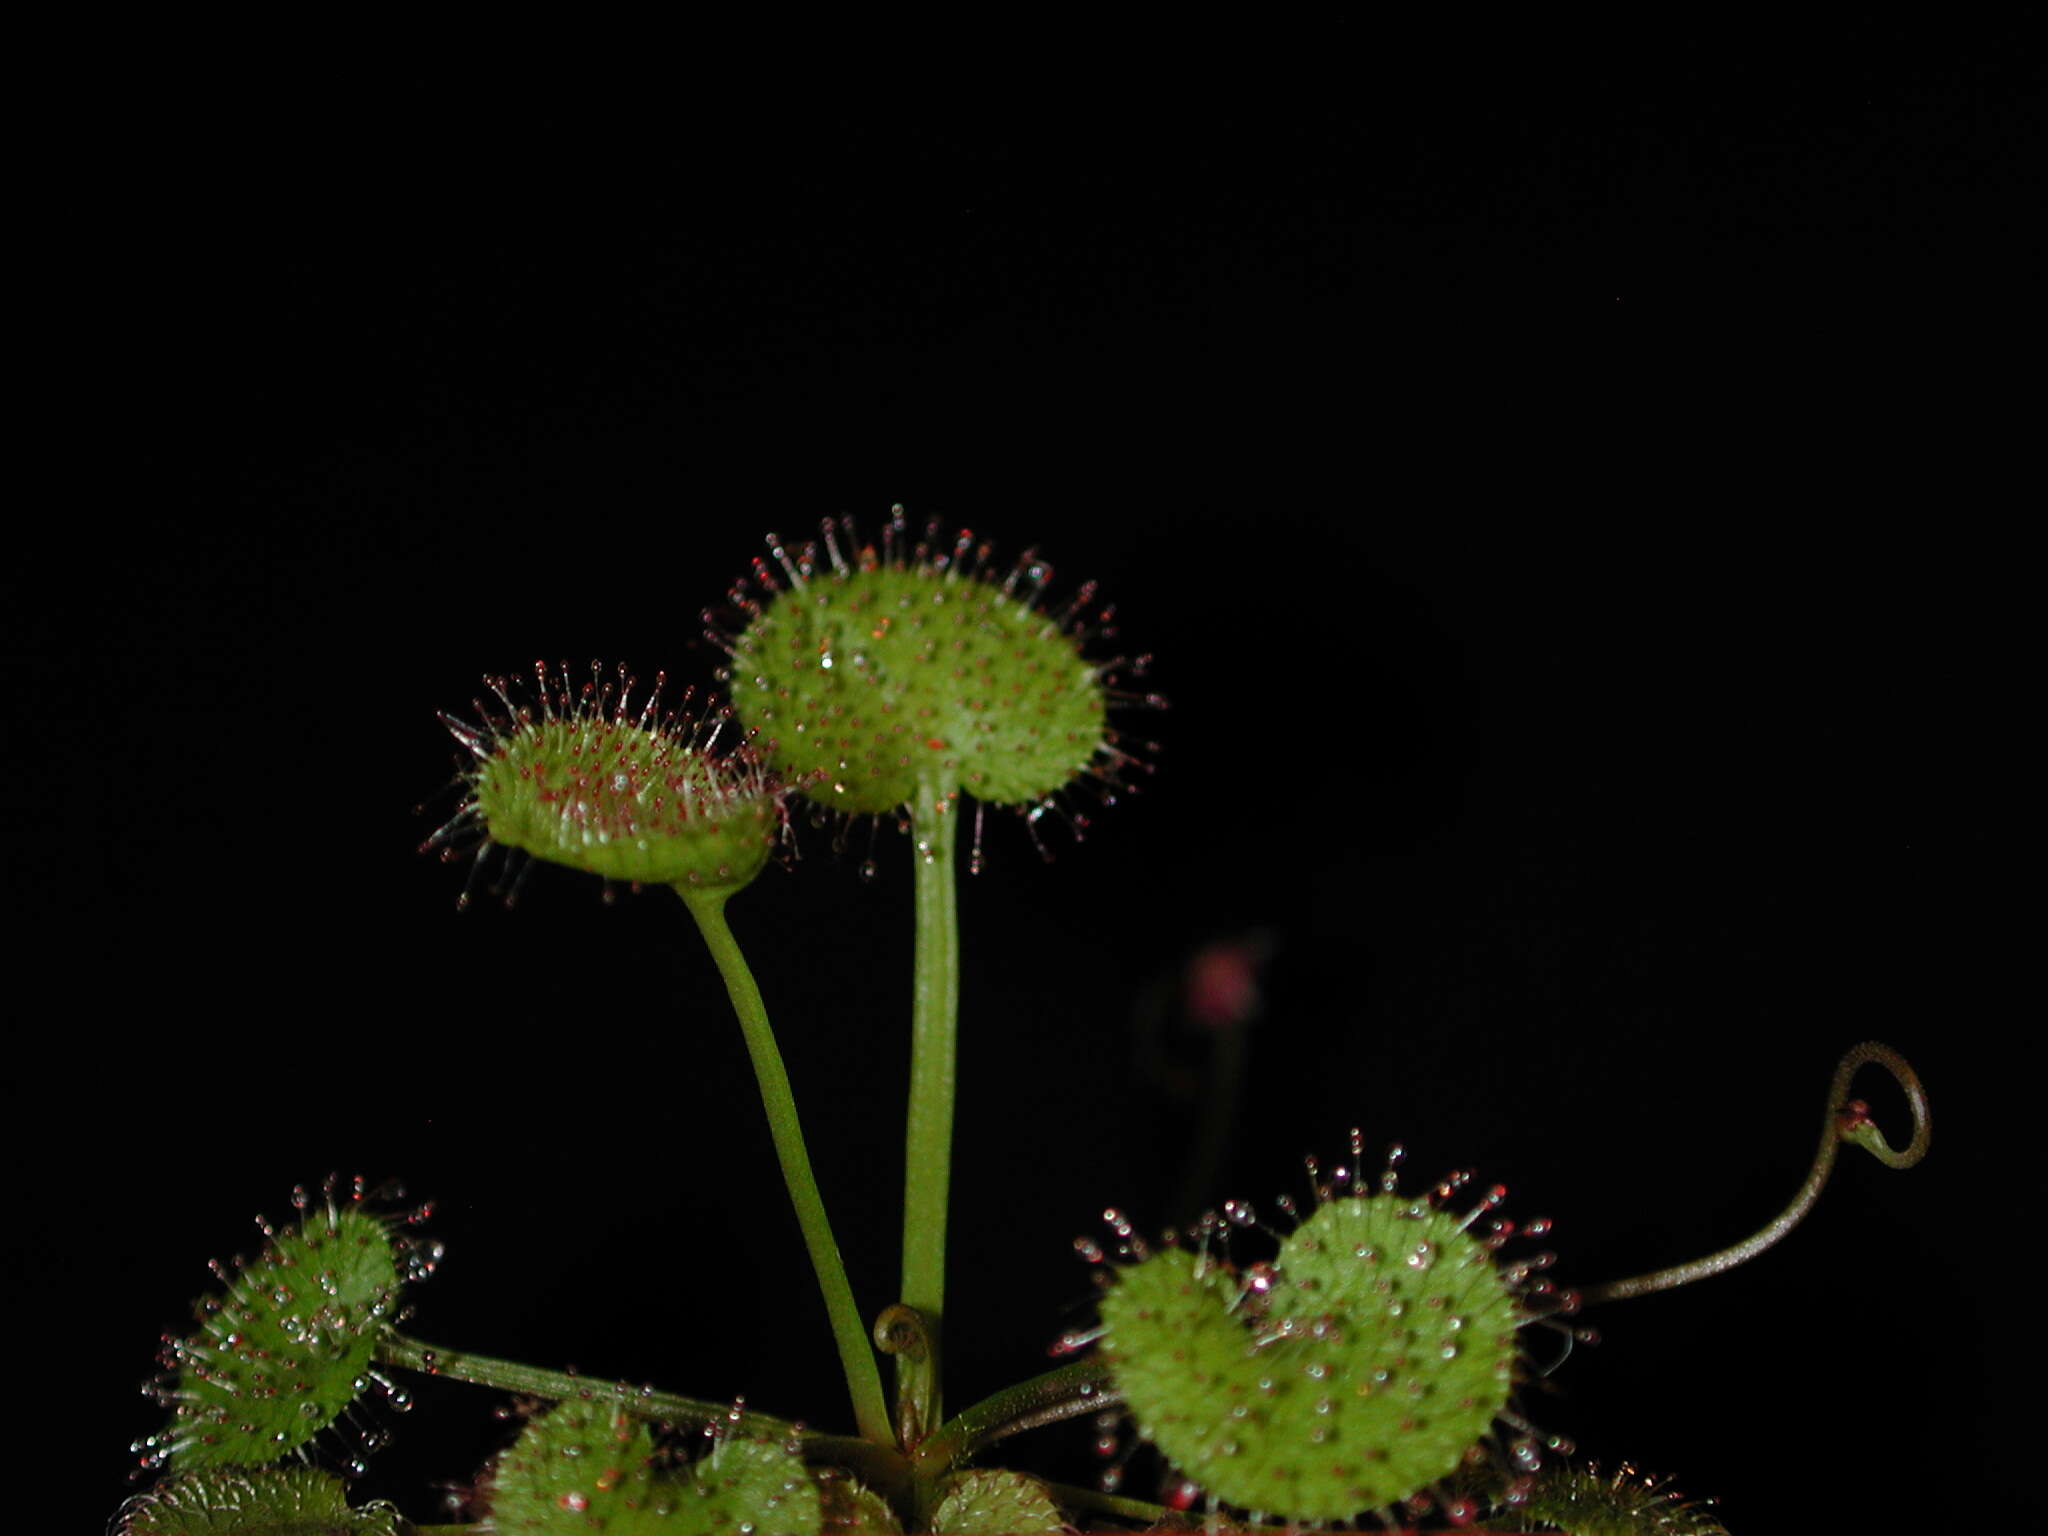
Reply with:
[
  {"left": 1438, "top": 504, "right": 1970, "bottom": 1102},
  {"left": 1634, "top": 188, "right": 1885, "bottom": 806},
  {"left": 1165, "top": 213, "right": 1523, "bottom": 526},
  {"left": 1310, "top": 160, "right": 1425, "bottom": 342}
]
[
  {"left": 1038, "top": 1481, "right": 1176, "bottom": 1528},
  {"left": 376, "top": 1331, "right": 903, "bottom": 1489},
  {"left": 376, "top": 1331, "right": 790, "bottom": 1433},
  {"left": 678, "top": 888, "right": 893, "bottom": 1449},
  {"left": 913, "top": 1359, "right": 1122, "bottom": 1476},
  {"left": 899, "top": 774, "right": 960, "bottom": 1438}
]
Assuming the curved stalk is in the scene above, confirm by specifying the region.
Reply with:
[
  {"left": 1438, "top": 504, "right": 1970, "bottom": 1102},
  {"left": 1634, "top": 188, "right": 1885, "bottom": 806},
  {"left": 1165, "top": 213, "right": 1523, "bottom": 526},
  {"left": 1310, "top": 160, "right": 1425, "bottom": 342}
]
[
  {"left": 1584, "top": 1040, "right": 1931, "bottom": 1305},
  {"left": 678, "top": 887, "right": 892, "bottom": 1448}
]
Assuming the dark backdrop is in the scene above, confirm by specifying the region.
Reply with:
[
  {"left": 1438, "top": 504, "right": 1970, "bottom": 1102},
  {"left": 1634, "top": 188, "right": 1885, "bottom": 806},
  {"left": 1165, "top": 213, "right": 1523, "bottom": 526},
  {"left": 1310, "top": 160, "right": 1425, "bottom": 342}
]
[{"left": 21, "top": 33, "right": 2033, "bottom": 1535}]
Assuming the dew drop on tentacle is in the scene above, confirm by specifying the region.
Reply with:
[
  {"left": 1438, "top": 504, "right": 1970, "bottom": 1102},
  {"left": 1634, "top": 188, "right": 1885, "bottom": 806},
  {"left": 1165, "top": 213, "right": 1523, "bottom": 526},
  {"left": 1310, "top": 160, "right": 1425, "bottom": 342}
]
[
  {"left": 1456, "top": 1184, "right": 1510, "bottom": 1232},
  {"left": 1304, "top": 1152, "right": 1331, "bottom": 1205},
  {"left": 1051, "top": 1324, "right": 1107, "bottom": 1357},
  {"left": 765, "top": 532, "right": 807, "bottom": 589},
  {"left": 1381, "top": 1141, "right": 1407, "bottom": 1194},
  {"left": 820, "top": 515, "right": 851, "bottom": 576}
]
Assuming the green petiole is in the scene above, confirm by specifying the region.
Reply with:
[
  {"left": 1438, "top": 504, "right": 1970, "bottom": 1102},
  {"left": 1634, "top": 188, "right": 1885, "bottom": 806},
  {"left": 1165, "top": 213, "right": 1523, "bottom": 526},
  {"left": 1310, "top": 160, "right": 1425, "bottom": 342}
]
[
  {"left": 896, "top": 774, "right": 960, "bottom": 1444},
  {"left": 678, "top": 887, "right": 894, "bottom": 1450}
]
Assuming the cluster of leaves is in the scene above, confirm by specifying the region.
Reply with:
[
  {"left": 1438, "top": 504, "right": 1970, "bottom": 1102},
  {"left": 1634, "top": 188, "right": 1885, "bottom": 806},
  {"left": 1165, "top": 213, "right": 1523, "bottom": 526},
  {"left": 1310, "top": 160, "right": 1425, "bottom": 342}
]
[{"left": 112, "top": 518, "right": 1926, "bottom": 1532}]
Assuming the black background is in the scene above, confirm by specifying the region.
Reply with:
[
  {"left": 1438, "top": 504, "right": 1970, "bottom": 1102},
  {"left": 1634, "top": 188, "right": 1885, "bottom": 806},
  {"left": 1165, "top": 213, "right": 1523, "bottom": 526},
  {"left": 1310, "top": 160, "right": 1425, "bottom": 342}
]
[{"left": 20, "top": 29, "right": 2035, "bottom": 1534}]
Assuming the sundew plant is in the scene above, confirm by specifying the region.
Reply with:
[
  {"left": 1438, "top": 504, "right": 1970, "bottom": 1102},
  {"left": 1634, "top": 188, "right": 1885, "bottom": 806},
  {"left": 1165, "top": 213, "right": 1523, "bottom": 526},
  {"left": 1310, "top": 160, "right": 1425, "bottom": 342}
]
[{"left": 113, "top": 508, "right": 1929, "bottom": 1536}]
